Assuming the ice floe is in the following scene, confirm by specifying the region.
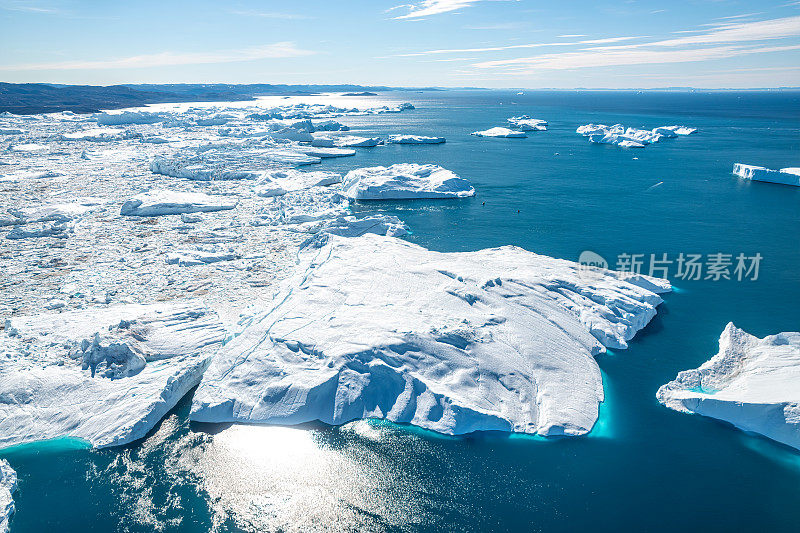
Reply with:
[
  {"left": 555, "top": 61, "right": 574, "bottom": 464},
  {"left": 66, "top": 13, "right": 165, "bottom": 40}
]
[
  {"left": 0, "top": 302, "right": 226, "bottom": 448},
  {"left": 0, "top": 460, "right": 14, "bottom": 533},
  {"left": 471, "top": 127, "right": 527, "bottom": 138},
  {"left": 387, "top": 135, "right": 446, "bottom": 144},
  {"left": 165, "top": 246, "right": 239, "bottom": 266},
  {"left": 120, "top": 189, "right": 237, "bottom": 216},
  {"left": 190, "top": 234, "right": 669, "bottom": 436},
  {"left": 657, "top": 323, "right": 800, "bottom": 450},
  {"left": 507, "top": 116, "right": 547, "bottom": 131},
  {"left": 340, "top": 163, "right": 475, "bottom": 200},
  {"left": 733, "top": 163, "right": 800, "bottom": 187},
  {"left": 335, "top": 135, "right": 381, "bottom": 148}
]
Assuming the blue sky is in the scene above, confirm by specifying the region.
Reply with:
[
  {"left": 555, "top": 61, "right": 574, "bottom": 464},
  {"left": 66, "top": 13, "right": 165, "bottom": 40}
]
[{"left": 1, "top": 0, "right": 799, "bottom": 88}]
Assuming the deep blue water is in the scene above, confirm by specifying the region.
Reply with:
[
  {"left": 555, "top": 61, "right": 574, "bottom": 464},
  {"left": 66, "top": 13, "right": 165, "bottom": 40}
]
[{"left": 2, "top": 90, "right": 799, "bottom": 532}]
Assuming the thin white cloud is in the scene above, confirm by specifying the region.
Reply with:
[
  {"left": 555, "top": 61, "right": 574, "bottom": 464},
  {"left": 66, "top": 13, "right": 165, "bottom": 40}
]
[
  {"left": 473, "top": 44, "right": 800, "bottom": 73},
  {"left": 469, "top": 15, "right": 800, "bottom": 74},
  {"left": 0, "top": 1, "right": 59, "bottom": 14},
  {"left": 228, "top": 10, "right": 308, "bottom": 19},
  {"left": 394, "top": 0, "right": 481, "bottom": 19},
  {"left": 0, "top": 42, "right": 315, "bottom": 71},
  {"left": 393, "top": 36, "right": 644, "bottom": 56}
]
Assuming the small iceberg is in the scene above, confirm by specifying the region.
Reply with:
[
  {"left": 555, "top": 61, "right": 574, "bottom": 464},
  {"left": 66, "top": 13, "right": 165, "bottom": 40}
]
[
  {"left": 657, "top": 323, "right": 800, "bottom": 451},
  {"left": 335, "top": 135, "right": 381, "bottom": 148},
  {"left": 507, "top": 116, "right": 547, "bottom": 131},
  {"left": 165, "top": 246, "right": 239, "bottom": 266},
  {"left": 120, "top": 189, "right": 237, "bottom": 217},
  {"left": 471, "top": 127, "right": 527, "bottom": 138},
  {"left": 339, "top": 163, "right": 475, "bottom": 200},
  {"left": 577, "top": 123, "right": 696, "bottom": 148},
  {"left": 387, "top": 135, "right": 446, "bottom": 144},
  {"left": 733, "top": 163, "right": 800, "bottom": 187}
]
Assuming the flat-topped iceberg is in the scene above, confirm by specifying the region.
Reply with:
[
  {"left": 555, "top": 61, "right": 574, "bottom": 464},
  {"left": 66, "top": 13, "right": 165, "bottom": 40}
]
[
  {"left": 387, "top": 135, "right": 446, "bottom": 144},
  {"left": 61, "top": 128, "right": 139, "bottom": 142},
  {"left": 191, "top": 234, "right": 669, "bottom": 436},
  {"left": 120, "top": 189, "right": 237, "bottom": 216},
  {"left": 339, "top": 163, "right": 475, "bottom": 200},
  {"left": 507, "top": 116, "right": 547, "bottom": 131},
  {"left": 657, "top": 323, "right": 800, "bottom": 450},
  {"left": 165, "top": 246, "right": 239, "bottom": 266},
  {"left": 733, "top": 163, "right": 800, "bottom": 187},
  {"left": 0, "top": 302, "right": 226, "bottom": 449},
  {"left": 96, "top": 110, "right": 164, "bottom": 125},
  {"left": 335, "top": 135, "right": 381, "bottom": 148},
  {"left": 0, "top": 460, "right": 14, "bottom": 533},
  {"left": 471, "top": 127, "right": 527, "bottom": 138}
]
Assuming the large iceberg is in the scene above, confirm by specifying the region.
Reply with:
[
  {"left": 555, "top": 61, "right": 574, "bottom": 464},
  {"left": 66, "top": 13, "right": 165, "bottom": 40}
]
[
  {"left": 576, "top": 123, "right": 696, "bottom": 148},
  {"left": 657, "top": 323, "right": 800, "bottom": 450},
  {"left": 191, "top": 234, "right": 669, "bottom": 436},
  {"left": 733, "top": 163, "right": 800, "bottom": 187},
  {"left": 0, "top": 460, "right": 14, "bottom": 533},
  {"left": 339, "top": 163, "right": 475, "bottom": 200},
  {"left": 0, "top": 302, "right": 226, "bottom": 449},
  {"left": 120, "top": 189, "right": 237, "bottom": 216},
  {"left": 471, "top": 127, "right": 527, "bottom": 138}
]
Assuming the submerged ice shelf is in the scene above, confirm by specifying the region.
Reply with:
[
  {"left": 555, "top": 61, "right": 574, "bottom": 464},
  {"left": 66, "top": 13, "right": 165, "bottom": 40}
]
[
  {"left": 191, "top": 234, "right": 670, "bottom": 436},
  {"left": 657, "top": 323, "right": 800, "bottom": 451}
]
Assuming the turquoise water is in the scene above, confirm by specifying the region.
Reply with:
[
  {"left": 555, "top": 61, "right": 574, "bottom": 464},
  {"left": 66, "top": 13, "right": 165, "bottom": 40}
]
[{"left": 3, "top": 90, "right": 799, "bottom": 531}]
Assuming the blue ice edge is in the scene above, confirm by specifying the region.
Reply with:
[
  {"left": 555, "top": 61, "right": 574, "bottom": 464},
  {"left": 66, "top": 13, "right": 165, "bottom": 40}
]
[{"left": 0, "top": 436, "right": 91, "bottom": 460}]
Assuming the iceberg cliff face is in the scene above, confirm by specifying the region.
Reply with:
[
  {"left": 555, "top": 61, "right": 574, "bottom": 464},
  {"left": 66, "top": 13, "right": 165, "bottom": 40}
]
[
  {"left": 733, "top": 163, "right": 800, "bottom": 187},
  {"left": 0, "top": 460, "right": 15, "bottom": 533},
  {"left": 657, "top": 323, "right": 800, "bottom": 450},
  {"left": 0, "top": 302, "right": 226, "bottom": 449},
  {"left": 191, "top": 234, "right": 669, "bottom": 437}
]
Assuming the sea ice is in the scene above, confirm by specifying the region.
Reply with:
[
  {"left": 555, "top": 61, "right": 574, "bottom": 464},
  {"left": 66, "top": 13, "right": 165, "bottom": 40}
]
[
  {"left": 339, "top": 163, "right": 475, "bottom": 200},
  {"left": 120, "top": 189, "right": 237, "bottom": 216},
  {"left": 96, "top": 111, "right": 164, "bottom": 125},
  {"left": 0, "top": 460, "right": 14, "bottom": 533},
  {"left": 733, "top": 163, "right": 800, "bottom": 187},
  {"left": 657, "top": 323, "right": 800, "bottom": 450},
  {"left": 471, "top": 127, "right": 527, "bottom": 138},
  {"left": 0, "top": 302, "right": 226, "bottom": 448},
  {"left": 190, "top": 234, "right": 669, "bottom": 436},
  {"left": 387, "top": 135, "right": 446, "bottom": 144}
]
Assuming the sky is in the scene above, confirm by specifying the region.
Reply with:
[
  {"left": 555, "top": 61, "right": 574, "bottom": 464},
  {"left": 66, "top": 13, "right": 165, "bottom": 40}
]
[{"left": 1, "top": 0, "right": 799, "bottom": 88}]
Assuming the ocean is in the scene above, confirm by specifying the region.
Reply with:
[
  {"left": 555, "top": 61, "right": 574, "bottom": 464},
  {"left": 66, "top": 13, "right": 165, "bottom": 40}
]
[{"left": 2, "top": 90, "right": 799, "bottom": 532}]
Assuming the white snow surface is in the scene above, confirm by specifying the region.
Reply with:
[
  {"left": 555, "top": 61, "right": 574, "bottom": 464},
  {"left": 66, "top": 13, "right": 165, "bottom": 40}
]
[
  {"left": 471, "top": 127, "right": 527, "bottom": 138},
  {"left": 340, "top": 163, "right": 475, "bottom": 200},
  {"left": 191, "top": 234, "right": 670, "bottom": 436},
  {"left": 657, "top": 323, "right": 800, "bottom": 450},
  {"left": 0, "top": 460, "right": 14, "bottom": 533},
  {"left": 0, "top": 302, "right": 226, "bottom": 449}
]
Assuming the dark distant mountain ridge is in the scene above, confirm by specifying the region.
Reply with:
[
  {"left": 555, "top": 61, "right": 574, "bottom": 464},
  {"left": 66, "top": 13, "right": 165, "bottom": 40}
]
[{"left": 0, "top": 83, "right": 420, "bottom": 114}]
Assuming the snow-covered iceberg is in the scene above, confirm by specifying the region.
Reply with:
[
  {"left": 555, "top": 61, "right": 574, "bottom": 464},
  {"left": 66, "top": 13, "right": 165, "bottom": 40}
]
[
  {"left": 387, "top": 135, "right": 446, "bottom": 144},
  {"left": 577, "top": 123, "right": 695, "bottom": 149},
  {"left": 733, "top": 163, "right": 800, "bottom": 187},
  {"left": 507, "top": 116, "right": 547, "bottom": 131},
  {"left": 120, "top": 189, "right": 237, "bottom": 216},
  {"left": 191, "top": 234, "right": 669, "bottom": 436},
  {"left": 0, "top": 302, "right": 227, "bottom": 449},
  {"left": 0, "top": 460, "right": 14, "bottom": 533},
  {"left": 657, "top": 323, "right": 800, "bottom": 451},
  {"left": 339, "top": 163, "right": 475, "bottom": 200},
  {"left": 335, "top": 135, "right": 381, "bottom": 148},
  {"left": 471, "top": 127, "right": 527, "bottom": 138}
]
